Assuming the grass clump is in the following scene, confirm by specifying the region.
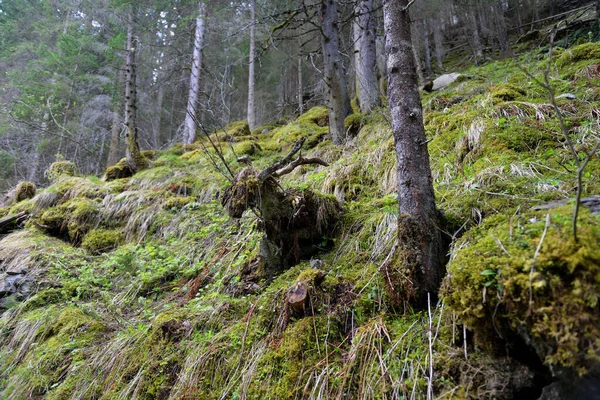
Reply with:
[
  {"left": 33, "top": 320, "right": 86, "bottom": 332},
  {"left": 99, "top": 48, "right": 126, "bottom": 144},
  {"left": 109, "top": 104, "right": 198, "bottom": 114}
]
[{"left": 81, "top": 228, "right": 123, "bottom": 254}]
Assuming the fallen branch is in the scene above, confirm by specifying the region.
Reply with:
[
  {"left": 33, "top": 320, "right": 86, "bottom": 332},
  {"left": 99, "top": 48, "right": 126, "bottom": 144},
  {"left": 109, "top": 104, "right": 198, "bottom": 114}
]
[{"left": 0, "top": 212, "right": 29, "bottom": 234}]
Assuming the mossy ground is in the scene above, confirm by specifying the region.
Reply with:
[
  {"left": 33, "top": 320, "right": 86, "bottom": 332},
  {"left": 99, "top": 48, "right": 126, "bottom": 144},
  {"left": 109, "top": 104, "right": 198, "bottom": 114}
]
[{"left": 1, "top": 39, "right": 600, "bottom": 399}]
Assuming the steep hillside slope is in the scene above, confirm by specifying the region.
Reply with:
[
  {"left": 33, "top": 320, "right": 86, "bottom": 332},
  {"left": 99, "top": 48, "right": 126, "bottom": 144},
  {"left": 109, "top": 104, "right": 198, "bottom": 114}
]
[{"left": 1, "top": 43, "right": 600, "bottom": 399}]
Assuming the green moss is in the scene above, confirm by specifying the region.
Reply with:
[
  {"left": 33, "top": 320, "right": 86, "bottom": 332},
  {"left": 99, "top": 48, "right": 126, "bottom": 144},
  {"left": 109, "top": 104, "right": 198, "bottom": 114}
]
[
  {"left": 234, "top": 140, "right": 261, "bottom": 156},
  {"left": 45, "top": 161, "right": 77, "bottom": 181},
  {"left": 14, "top": 181, "right": 36, "bottom": 203},
  {"left": 38, "top": 198, "right": 100, "bottom": 243},
  {"left": 141, "top": 149, "right": 158, "bottom": 160},
  {"left": 297, "top": 106, "right": 329, "bottom": 126},
  {"left": 351, "top": 96, "right": 360, "bottom": 114},
  {"left": 104, "top": 158, "right": 133, "bottom": 181},
  {"left": 443, "top": 207, "right": 600, "bottom": 374},
  {"left": 222, "top": 120, "right": 251, "bottom": 138},
  {"left": 344, "top": 113, "right": 366, "bottom": 137},
  {"left": 81, "top": 228, "right": 123, "bottom": 254},
  {"left": 9, "top": 198, "right": 35, "bottom": 215},
  {"left": 165, "top": 195, "right": 195, "bottom": 210},
  {"left": 489, "top": 83, "right": 527, "bottom": 102},
  {"left": 249, "top": 315, "right": 341, "bottom": 399},
  {"left": 556, "top": 42, "right": 600, "bottom": 69}
]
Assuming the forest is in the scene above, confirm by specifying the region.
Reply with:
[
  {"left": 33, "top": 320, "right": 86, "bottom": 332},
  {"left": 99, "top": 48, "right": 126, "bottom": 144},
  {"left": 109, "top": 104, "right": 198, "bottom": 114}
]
[{"left": 0, "top": 0, "right": 600, "bottom": 398}]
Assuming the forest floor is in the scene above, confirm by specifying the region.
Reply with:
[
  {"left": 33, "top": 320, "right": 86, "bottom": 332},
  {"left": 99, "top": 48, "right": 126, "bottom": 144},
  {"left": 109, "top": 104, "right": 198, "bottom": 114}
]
[{"left": 1, "top": 38, "right": 600, "bottom": 399}]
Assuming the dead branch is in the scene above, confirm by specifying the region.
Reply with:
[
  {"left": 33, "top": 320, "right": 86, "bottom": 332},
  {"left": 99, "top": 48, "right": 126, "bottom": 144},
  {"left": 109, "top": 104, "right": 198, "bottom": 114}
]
[
  {"left": 274, "top": 156, "right": 328, "bottom": 177},
  {"left": 256, "top": 138, "right": 328, "bottom": 180},
  {"left": 258, "top": 138, "right": 305, "bottom": 180},
  {"left": 0, "top": 212, "right": 29, "bottom": 234}
]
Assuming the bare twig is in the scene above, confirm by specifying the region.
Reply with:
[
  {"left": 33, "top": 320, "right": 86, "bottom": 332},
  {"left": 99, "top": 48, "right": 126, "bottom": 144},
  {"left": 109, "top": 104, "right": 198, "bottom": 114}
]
[{"left": 528, "top": 214, "right": 551, "bottom": 315}]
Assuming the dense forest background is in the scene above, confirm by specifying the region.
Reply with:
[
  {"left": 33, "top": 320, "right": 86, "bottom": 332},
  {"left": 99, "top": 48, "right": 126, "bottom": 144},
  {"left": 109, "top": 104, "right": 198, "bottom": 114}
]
[{"left": 0, "top": 0, "right": 590, "bottom": 190}]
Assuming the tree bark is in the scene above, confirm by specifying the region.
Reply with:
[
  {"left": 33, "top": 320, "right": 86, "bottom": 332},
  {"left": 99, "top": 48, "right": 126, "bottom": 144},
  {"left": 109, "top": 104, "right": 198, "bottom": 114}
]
[
  {"left": 355, "top": 0, "right": 381, "bottom": 113},
  {"left": 422, "top": 19, "right": 433, "bottom": 78},
  {"left": 410, "top": 29, "right": 425, "bottom": 86},
  {"left": 465, "top": 7, "right": 484, "bottom": 64},
  {"left": 494, "top": 0, "right": 510, "bottom": 54},
  {"left": 297, "top": 39, "right": 304, "bottom": 115},
  {"left": 183, "top": 0, "right": 207, "bottom": 145},
  {"left": 247, "top": 0, "right": 257, "bottom": 130},
  {"left": 124, "top": 8, "right": 145, "bottom": 172},
  {"left": 106, "top": 111, "right": 121, "bottom": 168},
  {"left": 383, "top": 0, "right": 446, "bottom": 306},
  {"left": 433, "top": 16, "right": 444, "bottom": 70},
  {"left": 320, "top": 0, "right": 351, "bottom": 145}
]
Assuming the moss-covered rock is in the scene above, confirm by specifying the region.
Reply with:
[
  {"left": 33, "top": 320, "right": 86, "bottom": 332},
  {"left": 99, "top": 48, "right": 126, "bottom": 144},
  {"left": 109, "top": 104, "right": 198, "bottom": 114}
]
[
  {"left": 45, "top": 161, "right": 77, "bottom": 181},
  {"left": 344, "top": 113, "right": 366, "bottom": 137},
  {"left": 556, "top": 42, "right": 600, "bottom": 69},
  {"left": 489, "top": 83, "right": 527, "bottom": 102},
  {"left": 224, "top": 120, "right": 251, "bottom": 137},
  {"left": 81, "top": 228, "right": 123, "bottom": 254},
  {"left": 14, "top": 181, "right": 36, "bottom": 203},
  {"left": 233, "top": 140, "right": 261, "bottom": 156},
  {"left": 297, "top": 106, "right": 329, "bottom": 127},
  {"left": 38, "top": 198, "right": 100, "bottom": 243},
  {"left": 104, "top": 158, "right": 133, "bottom": 181},
  {"left": 443, "top": 207, "right": 600, "bottom": 374}
]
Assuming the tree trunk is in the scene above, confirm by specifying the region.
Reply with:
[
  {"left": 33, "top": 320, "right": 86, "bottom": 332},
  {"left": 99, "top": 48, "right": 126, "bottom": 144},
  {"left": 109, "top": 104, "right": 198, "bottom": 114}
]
[
  {"left": 247, "top": 0, "right": 257, "bottom": 130},
  {"left": 495, "top": 0, "right": 510, "bottom": 54},
  {"left": 410, "top": 30, "right": 425, "bottom": 86},
  {"left": 183, "top": 0, "right": 207, "bottom": 145},
  {"left": 466, "top": 8, "right": 484, "bottom": 64},
  {"left": 298, "top": 40, "right": 304, "bottom": 115},
  {"left": 355, "top": 0, "right": 381, "bottom": 113},
  {"left": 152, "top": 81, "right": 164, "bottom": 148},
  {"left": 433, "top": 16, "right": 444, "bottom": 70},
  {"left": 124, "top": 9, "right": 145, "bottom": 172},
  {"left": 320, "top": 0, "right": 351, "bottom": 145},
  {"left": 106, "top": 110, "right": 122, "bottom": 168},
  {"left": 383, "top": 0, "right": 446, "bottom": 307},
  {"left": 597, "top": 0, "right": 600, "bottom": 30},
  {"left": 423, "top": 19, "right": 433, "bottom": 78}
]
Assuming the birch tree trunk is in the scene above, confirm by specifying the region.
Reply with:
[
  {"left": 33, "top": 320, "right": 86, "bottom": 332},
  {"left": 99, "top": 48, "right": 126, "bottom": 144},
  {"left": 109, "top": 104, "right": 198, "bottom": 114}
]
[
  {"left": 383, "top": 0, "right": 446, "bottom": 307},
  {"left": 355, "top": 0, "right": 381, "bottom": 113},
  {"left": 247, "top": 0, "right": 257, "bottom": 130},
  {"left": 320, "top": 0, "right": 351, "bottom": 145},
  {"left": 183, "top": 1, "right": 207, "bottom": 145},
  {"left": 124, "top": 8, "right": 145, "bottom": 172}
]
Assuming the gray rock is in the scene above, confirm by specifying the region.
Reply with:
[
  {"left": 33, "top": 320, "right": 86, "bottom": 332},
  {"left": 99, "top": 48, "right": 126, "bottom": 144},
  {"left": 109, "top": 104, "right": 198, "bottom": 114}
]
[
  {"left": 556, "top": 93, "right": 577, "bottom": 100},
  {"left": 432, "top": 73, "right": 462, "bottom": 91}
]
